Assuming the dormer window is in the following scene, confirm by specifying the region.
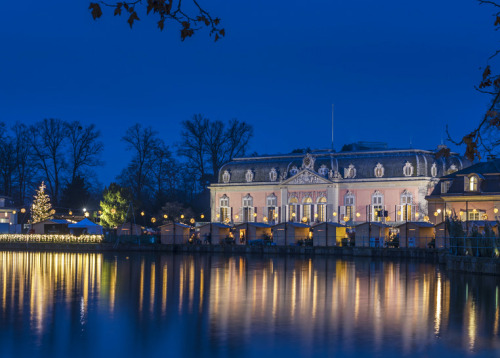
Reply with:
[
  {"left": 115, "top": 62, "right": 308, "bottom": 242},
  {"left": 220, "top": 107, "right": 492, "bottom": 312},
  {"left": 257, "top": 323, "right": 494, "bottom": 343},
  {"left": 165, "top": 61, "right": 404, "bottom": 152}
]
[
  {"left": 431, "top": 163, "right": 437, "bottom": 177},
  {"left": 318, "top": 165, "right": 328, "bottom": 177},
  {"left": 374, "top": 163, "right": 384, "bottom": 178},
  {"left": 403, "top": 162, "right": 414, "bottom": 177},
  {"left": 245, "top": 169, "right": 254, "bottom": 183},
  {"left": 344, "top": 164, "right": 356, "bottom": 179},
  {"left": 269, "top": 168, "right": 278, "bottom": 182},
  {"left": 468, "top": 175, "right": 478, "bottom": 192},
  {"left": 222, "top": 170, "right": 230, "bottom": 183},
  {"left": 441, "top": 180, "right": 452, "bottom": 194}
]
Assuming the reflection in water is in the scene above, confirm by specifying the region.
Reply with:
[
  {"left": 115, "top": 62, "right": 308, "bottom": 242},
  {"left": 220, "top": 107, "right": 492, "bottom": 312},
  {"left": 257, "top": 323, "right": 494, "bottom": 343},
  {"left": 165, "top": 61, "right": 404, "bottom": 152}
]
[{"left": 0, "top": 251, "right": 499, "bottom": 357}]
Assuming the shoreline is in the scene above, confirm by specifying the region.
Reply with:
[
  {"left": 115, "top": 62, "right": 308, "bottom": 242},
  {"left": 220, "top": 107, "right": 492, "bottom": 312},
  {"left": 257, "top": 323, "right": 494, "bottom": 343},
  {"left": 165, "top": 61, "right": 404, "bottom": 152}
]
[{"left": 0, "top": 242, "right": 498, "bottom": 275}]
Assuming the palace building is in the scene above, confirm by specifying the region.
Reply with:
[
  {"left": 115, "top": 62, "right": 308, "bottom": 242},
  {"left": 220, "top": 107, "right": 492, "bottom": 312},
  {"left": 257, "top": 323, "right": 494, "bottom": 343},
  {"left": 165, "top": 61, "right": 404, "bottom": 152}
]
[{"left": 208, "top": 143, "right": 470, "bottom": 226}]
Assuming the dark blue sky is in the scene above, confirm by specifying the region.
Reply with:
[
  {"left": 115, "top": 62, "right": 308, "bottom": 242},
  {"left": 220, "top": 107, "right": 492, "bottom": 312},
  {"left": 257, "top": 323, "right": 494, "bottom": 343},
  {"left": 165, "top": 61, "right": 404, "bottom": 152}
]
[{"left": 1, "top": 0, "right": 496, "bottom": 185}]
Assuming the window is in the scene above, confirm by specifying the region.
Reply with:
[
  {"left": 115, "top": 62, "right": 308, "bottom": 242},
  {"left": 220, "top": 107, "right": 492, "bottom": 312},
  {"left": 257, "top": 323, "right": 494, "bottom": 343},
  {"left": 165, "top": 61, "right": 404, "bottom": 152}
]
[
  {"left": 344, "top": 192, "right": 355, "bottom": 221},
  {"left": 222, "top": 170, "right": 230, "bottom": 183},
  {"left": 266, "top": 194, "right": 277, "bottom": 207},
  {"left": 374, "top": 163, "right": 384, "bottom": 178},
  {"left": 441, "top": 181, "right": 452, "bottom": 193},
  {"left": 269, "top": 168, "right": 278, "bottom": 182},
  {"left": 372, "top": 191, "right": 383, "bottom": 221},
  {"left": 242, "top": 194, "right": 254, "bottom": 222},
  {"left": 318, "top": 165, "right": 328, "bottom": 177},
  {"left": 431, "top": 163, "right": 437, "bottom": 177},
  {"left": 290, "top": 166, "right": 299, "bottom": 176},
  {"left": 403, "top": 162, "right": 414, "bottom": 177},
  {"left": 344, "top": 164, "right": 356, "bottom": 179},
  {"left": 219, "top": 195, "right": 230, "bottom": 222},
  {"left": 317, "top": 196, "right": 327, "bottom": 222},
  {"left": 400, "top": 190, "right": 412, "bottom": 221},
  {"left": 267, "top": 194, "right": 278, "bottom": 223},
  {"left": 302, "top": 197, "right": 313, "bottom": 222},
  {"left": 289, "top": 197, "right": 298, "bottom": 221},
  {"left": 469, "top": 175, "right": 478, "bottom": 191},
  {"left": 245, "top": 169, "right": 254, "bottom": 183},
  {"left": 468, "top": 210, "right": 483, "bottom": 221}
]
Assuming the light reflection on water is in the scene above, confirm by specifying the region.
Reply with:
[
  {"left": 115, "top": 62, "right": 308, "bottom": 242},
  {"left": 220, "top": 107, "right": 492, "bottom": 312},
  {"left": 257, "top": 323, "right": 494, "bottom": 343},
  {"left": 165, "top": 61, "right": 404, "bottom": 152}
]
[{"left": 0, "top": 251, "right": 499, "bottom": 357}]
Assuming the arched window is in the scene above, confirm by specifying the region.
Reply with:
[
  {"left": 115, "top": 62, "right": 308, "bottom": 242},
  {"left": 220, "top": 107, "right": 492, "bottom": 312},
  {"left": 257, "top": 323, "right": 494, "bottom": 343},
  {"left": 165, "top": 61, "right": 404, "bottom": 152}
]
[
  {"left": 242, "top": 194, "right": 254, "bottom": 222},
  {"left": 317, "top": 196, "right": 327, "bottom": 222},
  {"left": 371, "top": 191, "right": 384, "bottom": 221},
  {"left": 344, "top": 192, "right": 355, "bottom": 221},
  {"left": 289, "top": 196, "right": 298, "bottom": 221},
  {"left": 222, "top": 170, "right": 230, "bottom": 183},
  {"left": 245, "top": 169, "right": 254, "bottom": 183},
  {"left": 302, "top": 197, "right": 313, "bottom": 222},
  {"left": 219, "top": 195, "right": 230, "bottom": 222},
  {"left": 469, "top": 175, "right": 478, "bottom": 191},
  {"left": 318, "top": 165, "right": 328, "bottom": 177},
  {"left": 400, "top": 190, "right": 412, "bottom": 221},
  {"left": 403, "top": 162, "right": 414, "bottom": 177}
]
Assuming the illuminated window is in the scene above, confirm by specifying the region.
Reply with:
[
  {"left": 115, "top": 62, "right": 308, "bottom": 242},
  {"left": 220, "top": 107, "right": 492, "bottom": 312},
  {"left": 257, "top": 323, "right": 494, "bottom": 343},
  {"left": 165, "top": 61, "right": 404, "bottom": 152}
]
[
  {"left": 372, "top": 191, "right": 383, "bottom": 221},
  {"left": 344, "top": 192, "right": 355, "bottom": 220},
  {"left": 317, "top": 196, "right": 327, "bottom": 222},
  {"left": 289, "top": 197, "right": 298, "bottom": 221},
  {"left": 219, "top": 195, "right": 230, "bottom": 222},
  {"left": 303, "top": 197, "right": 313, "bottom": 221},
  {"left": 469, "top": 175, "right": 478, "bottom": 191},
  {"left": 400, "top": 190, "right": 412, "bottom": 221}
]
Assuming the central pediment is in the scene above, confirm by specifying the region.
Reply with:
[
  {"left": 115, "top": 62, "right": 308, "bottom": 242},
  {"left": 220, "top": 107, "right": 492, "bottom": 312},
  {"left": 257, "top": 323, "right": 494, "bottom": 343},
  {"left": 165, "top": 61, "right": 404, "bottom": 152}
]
[{"left": 283, "top": 169, "right": 331, "bottom": 185}]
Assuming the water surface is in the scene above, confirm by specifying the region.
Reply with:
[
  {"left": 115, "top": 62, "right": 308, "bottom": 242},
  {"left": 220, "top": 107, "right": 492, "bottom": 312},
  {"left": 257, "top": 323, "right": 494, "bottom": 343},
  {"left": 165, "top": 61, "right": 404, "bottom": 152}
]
[{"left": 0, "top": 251, "right": 499, "bottom": 357}]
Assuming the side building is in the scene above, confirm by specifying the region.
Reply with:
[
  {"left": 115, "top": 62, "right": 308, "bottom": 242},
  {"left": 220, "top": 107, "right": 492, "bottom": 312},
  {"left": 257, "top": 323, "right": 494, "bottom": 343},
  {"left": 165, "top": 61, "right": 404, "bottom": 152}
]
[
  {"left": 426, "top": 157, "right": 500, "bottom": 225},
  {"left": 208, "top": 144, "right": 470, "bottom": 226}
]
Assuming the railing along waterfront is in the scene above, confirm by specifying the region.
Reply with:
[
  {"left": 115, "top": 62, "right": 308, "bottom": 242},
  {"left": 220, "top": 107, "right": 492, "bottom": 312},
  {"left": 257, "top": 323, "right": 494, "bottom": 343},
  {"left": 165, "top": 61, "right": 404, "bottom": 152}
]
[{"left": 0, "top": 234, "right": 104, "bottom": 243}]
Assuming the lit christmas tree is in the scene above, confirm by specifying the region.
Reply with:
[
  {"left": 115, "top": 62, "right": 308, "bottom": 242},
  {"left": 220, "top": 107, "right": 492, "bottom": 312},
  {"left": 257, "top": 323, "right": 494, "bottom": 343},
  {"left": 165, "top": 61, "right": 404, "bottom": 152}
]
[{"left": 31, "top": 181, "right": 53, "bottom": 223}]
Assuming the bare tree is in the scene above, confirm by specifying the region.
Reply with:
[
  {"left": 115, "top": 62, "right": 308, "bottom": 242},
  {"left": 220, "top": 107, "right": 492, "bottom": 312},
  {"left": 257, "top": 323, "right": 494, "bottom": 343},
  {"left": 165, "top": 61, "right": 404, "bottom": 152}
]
[
  {"left": 178, "top": 114, "right": 208, "bottom": 188},
  {"left": 223, "top": 119, "right": 253, "bottom": 163},
  {"left": 12, "top": 123, "right": 35, "bottom": 205},
  {"left": 203, "top": 120, "right": 226, "bottom": 179},
  {"left": 29, "top": 118, "right": 68, "bottom": 205},
  {"left": 0, "top": 124, "right": 16, "bottom": 197},
  {"left": 120, "top": 123, "right": 161, "bottom": 201},
  {"left": 66, "top": 121, "right": 104, "bottom": 185},
  {"left": 88, "top": 0, "right": 224, "bottom": 41},
  {"left": 178, "top": 115, "right": 253, "bottom": 187}
]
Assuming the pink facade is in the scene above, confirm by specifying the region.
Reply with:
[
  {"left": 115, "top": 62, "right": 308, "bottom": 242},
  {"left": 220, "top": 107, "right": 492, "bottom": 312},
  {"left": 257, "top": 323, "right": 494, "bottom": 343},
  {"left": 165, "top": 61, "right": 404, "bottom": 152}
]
[{"left": 210, "top": 147, "right": 470, "bottom": 227}]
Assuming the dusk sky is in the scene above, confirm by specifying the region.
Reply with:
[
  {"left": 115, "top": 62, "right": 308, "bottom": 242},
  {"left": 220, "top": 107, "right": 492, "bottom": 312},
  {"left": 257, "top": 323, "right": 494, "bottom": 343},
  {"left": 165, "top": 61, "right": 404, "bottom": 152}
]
[{"left": 1, "top": 0, "right": 497, "bottom": 185}]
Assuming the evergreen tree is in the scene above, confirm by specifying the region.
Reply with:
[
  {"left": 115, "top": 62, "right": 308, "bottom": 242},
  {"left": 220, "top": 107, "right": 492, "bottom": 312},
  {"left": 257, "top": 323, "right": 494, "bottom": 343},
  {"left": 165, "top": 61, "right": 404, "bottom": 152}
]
[
  {"left": 31, "top": 181, "right": 52, "bottom": 223},
  {"left": 100, "top": 183, "right": 131, "bottom": 229}
]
